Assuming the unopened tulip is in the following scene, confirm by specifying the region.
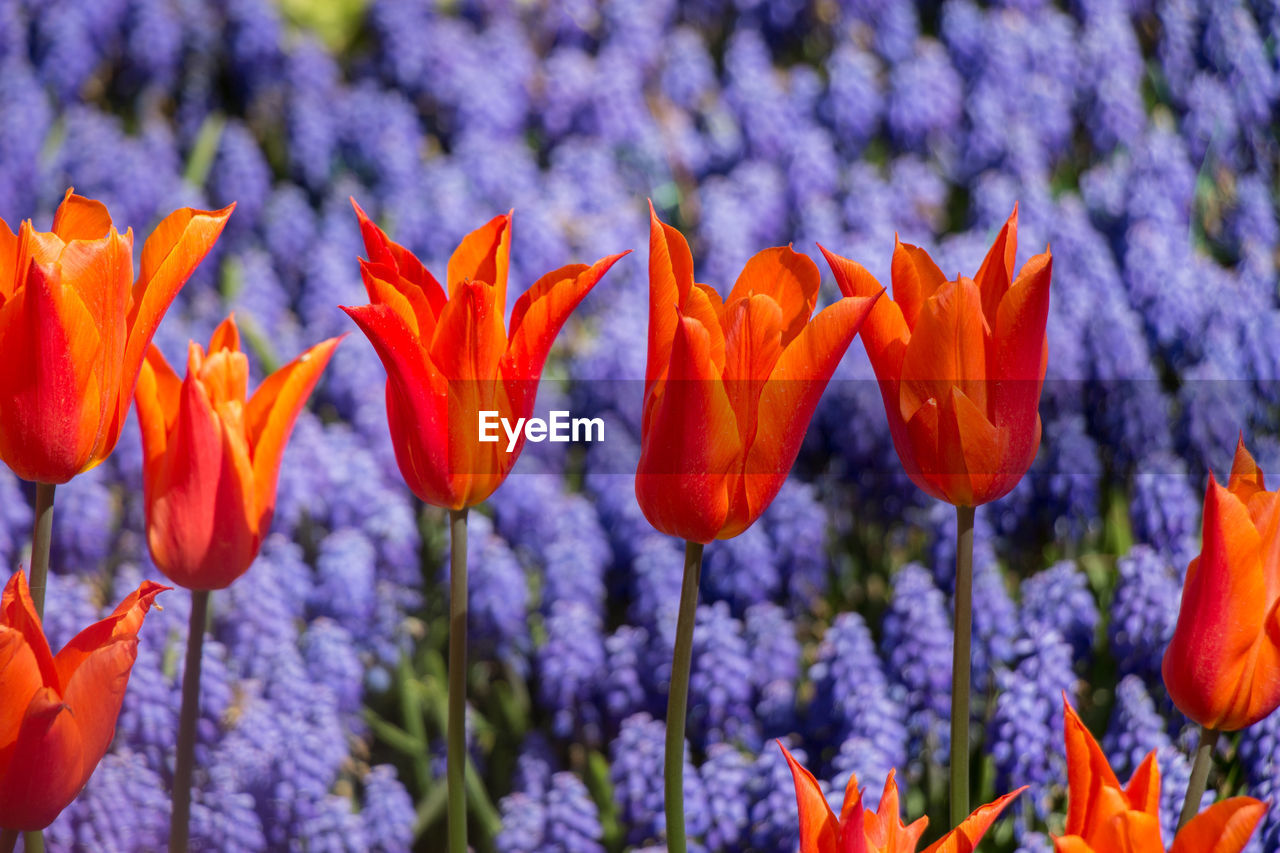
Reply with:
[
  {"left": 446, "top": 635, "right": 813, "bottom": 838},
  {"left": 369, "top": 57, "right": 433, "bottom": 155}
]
[
  {"left": 780, "top": 741, "right": 1024, "bottom": 853},
  {"left": 0, "top": 189, "right": 233, "bottom": 484},
  {"left": 1054, "top": 697, "right": 1265, "bottom": 853},
  {"left": 0, "top": 570, "right": 167, "bottom": 831},
  {"left": 134, "top": 315, "right": 339, "bottom": 590},
  {"left": 342, "top": 200, "right": 626, "bottom": 510},
  {"left": 821, "top": 206, "right": 1050, "bottom": 507},
  {"left": 636, "top": 204, "right": 881, "bottom": 543}
]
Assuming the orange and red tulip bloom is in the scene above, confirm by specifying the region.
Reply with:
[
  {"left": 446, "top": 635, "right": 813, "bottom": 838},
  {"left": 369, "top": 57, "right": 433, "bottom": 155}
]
[
  {"left": 780, "top": 741, "right": 1024, "bottom": 853},
  {"left": 636, "top": 205, "right": 881, "bottom": 543},
  {"left": 0, "top": 570, "right": 167, "bottom": 831},
  {"left": 134, "top": 315, "right": 339, "bottom": 590},
  {"left": 0, "top": 189, "right": 233, "bottom": 485},
  {"left": 821, "top": 206, "right": 1051, "bottom": 507},
  {"left": 1162, "top": 437, "right": 1280, "bottom": 732},
  {"left": 1054, "top": 698, "right": 1264, "bottom": 852},
  {"left": 342, "top": 200, "right": 626, "bottom": 510}
]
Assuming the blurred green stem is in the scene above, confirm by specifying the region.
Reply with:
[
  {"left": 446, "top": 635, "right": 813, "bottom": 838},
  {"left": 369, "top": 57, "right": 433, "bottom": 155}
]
[
  {"left": 170, "top": 589, "right": 210, "bottom": 853},
  {"left": 29, "top": 483, "right": 55, "bottom": 618},
  {"left": 21, "top": 831, "right": 43, "bottom": 853},
  {"left": 950, "top": 504, "right": 975, "bottom": 828},
  {"left": 664, "top": 540, "right": 704, "bottom": 853},
  {"left": 447, "top": 508, "right": 469, "bottom": 853},
  {"left": 1179, "top": 726, "right": 1220, "bottom": 830}
]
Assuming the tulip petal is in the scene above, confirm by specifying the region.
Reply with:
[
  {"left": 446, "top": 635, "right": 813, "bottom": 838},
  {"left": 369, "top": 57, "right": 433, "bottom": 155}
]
[
  {"left": 446, "top": 212, "right": 511, "bottom": 311},
  {"left": 504, "top": 252, "right": 629, "bottom": 411},
  {"left": 0, "top": 259, "right": 102, "bottom": 483},
  {"left": 56, "top": 637, "right": 138, "bottom": 794},
  {"left": 737, "top": 293, "right": 880, "bottom": 536},
  {"left": 635, "top": 313, "right": 739, "bottom": 543},
  {"left": 724, "top": 246, "right": 820, "bottom": 347},
  {"left": 721, "top": 293, "right": 784, "bottom": 450},
  {"left": 975, "top": 204, "right": 1018, "bottom": 324},
  {"left": 111, "top": 204, "right": 234, "bottom": 468},
  {"left": 244, "top": 336, "right": 341, "bottom": 529},
  {"left": 1229, "top": 435, "right": 1266, "bottom": 502},
  {"left": 935, "top": 387, "right": 1005, "bottom": 507},
  {"left": 147, "top": 367, "right": 258, "bottom": 589},
  {"left": 342, "top": 303, "right": 455, "bottom": 507},
  {"left": 1170, "top": 797, "right": 1267, "bottom": 853},
  {"left": 922, "top": 786, "right": 1026, "bottom": 853},
  {"left": 1063, "top": 697, "right": 1124, "bottom": 838},
  {"left": 900, "top": 278, "right": 989, "bottom": 424},
  {"left": 1052, "top": 836, "right": 1097, "bottom": 853},
  {"left": 891, "top": 236, "right": 947, "bottom": 330},
  {"left": 819, "top": 245, "right": 905, "bottom": 379},
  {"left": 779, "top": 741, "right": 843, "bottom": 853},
  {"left": 990, "top": 251, "right": 1050, "bottom": 441},
  {"left": 1122, "top": 751, "right": 1161, "bottom": 819},
  {"left": 1164, "top": 476, "right": 1275, "bottom": 729},
  {"left": 351, "top": 197, "right": 447, "bottom": 319},
  {"left": 50, "top": 189, "right": 112, "bottom": 242},
  {"left": 360, "top": 259, "right": 432, "bottom": 341},
  {"left": 1093, "top": 810, "right": 1164, "bottom": 853},
  {"left": 646, "top": 203, "right": 697, "bottom": 393},
  {"left": 0, "top": 686, "right": 82, "bottom": 831},
  {"left": 134, "top": 346, "right": 183, "bottom": 493}
]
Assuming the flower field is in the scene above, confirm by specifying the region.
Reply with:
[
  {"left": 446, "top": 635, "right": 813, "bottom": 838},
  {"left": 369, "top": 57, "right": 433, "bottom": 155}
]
[{"left": 0, "top": 0, "right": 1278, "bottom": 850}]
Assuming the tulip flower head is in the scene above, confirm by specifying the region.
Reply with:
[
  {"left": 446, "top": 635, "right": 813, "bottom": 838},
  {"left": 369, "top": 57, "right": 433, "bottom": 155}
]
[
  {"left": 0, "top": 189, "right": 233, "bottom": 484},
  {"left": 342, "top": 200, "right": 626, "bottom": 510},
  {"left": 1162, "top": 437, "right": 1280, "bottom": 731},
  {"left": 779, "top": 741, "right": 1024, "bottom": 853},
  {"left": 636, "top": 205, "right": 881, "bottom": 543},
  {"left": 0, "top": 570, "right": 167, "bottom": 831},
  {"left": 1054, "top": 697, "right": 1265, "bottom": 853},
  {"left": 821, "top": 206, "right": 1050, "bottom": 507},
  {"left": 134, "top": 315, "right": 339, "bottom": 590}
]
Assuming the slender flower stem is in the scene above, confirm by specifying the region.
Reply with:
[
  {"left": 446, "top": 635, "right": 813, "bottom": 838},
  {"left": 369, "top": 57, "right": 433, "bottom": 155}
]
[
  {"left": 950, "top": 504, "right": 975, "bottom": 829},
  {"left": 29, "top": 483, "right": 55, "bottom": 618},
  {"left": 1, "top": 829, "right": 17, "bottom": 853},
  {"left": 664, "top": 540, "right": 704, "bottom": 853},
  {"left": 170, "top": 589, "right": 210, "bottom": 853},
  {"left": 1178, "top": 726, "right": 1220, "bottom": 830},
  {"left": 447, "top": 508, "right": 469, "bottom": 853},
  {"left": 21, "top": 831, "right": 43, "bottom": 853}
]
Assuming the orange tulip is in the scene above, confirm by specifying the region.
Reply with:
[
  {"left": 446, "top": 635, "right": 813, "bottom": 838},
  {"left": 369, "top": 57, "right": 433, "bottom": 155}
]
[
  {"left": 636, "top": 205, "right": 881, "bottom": 543},
  {"left": 0, "top": 189, "right": 233, "bottom": 484},
  {"left": 779, "top": 741, "right": 1024, "bottom": 853},
  {"left": 820, "top": 206, "right": 1051, "bottom": 507},
  {"left": 1162, "top": 437, "right": 1280, "bottom": 731},
  {"left": 0, "top": 570, "right": 167, "bottom": 831},
  {"left": 1053, "top": 697, "right": 1265, "bottom": 853},
  {"left": 341, "top": 200, "right": 626, "bottom": 510},
  {"left": 134, "top": 315, "right": 339, "bottom": 590}
]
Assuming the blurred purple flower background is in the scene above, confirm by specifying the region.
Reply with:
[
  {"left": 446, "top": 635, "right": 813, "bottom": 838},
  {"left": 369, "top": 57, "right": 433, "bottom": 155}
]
[{"left": 2, "top": 0, "right": 1279, "bottom": 849}]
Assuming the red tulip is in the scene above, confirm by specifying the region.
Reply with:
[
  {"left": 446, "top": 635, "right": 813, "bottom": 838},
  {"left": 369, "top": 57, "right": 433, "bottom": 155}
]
[
  {"left": 780, "top": 741, "right": 1024, "bottom": 853},
  {"left": 134, "top": 315, "right": 339, "bottom": 590},
  {"left": 0, "top": 189, "right": 233, "bottom": 484},
  {"left": 342, "top": 200, "right": 626, "bottom": 510},
  {"left": 0, "top": 570, "right": 167, "bottom": 831},
  {"left": 1162, "top": 437, "right": 1280, "bottom": 731},
  {"left": 636, "top": 205, "right": 881, "bottom": 543},
  {"left": 821, "top": 206, "right": 1050, "bottom": 506},
  {"left": 1054, "top": 697, "right": 1265, "bottom": 852}
]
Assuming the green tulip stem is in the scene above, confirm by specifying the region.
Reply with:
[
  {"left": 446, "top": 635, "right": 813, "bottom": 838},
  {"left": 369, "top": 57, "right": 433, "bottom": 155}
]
[
  {"left": 447, "top": 508, "right": 469, "bottom": 853},
  {"left": 950, "top": 503, "right": 975, "bottom": 828},
  {"left": 20, "top": 831, "right": 43, "bottom": 853},
  {"left": 29, "top": 483, "right": 55, "bottom": 618},
  {"left": 664, "top": 539, "right": 704, "bottom": 853},
  {"left": 170, "top": 589, "right": 210, "bottom": 853},
  {"left": 1178, "top": 726, "right": 1220, "bottom": 830}
]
